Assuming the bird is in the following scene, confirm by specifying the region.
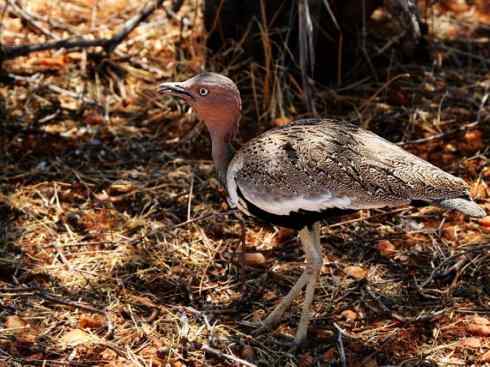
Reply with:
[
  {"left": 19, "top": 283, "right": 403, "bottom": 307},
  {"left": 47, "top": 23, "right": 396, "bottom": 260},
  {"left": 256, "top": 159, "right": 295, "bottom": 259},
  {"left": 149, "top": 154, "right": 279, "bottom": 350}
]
[{"left": 158, "top": 72, "right": 486, "bottom": 346}]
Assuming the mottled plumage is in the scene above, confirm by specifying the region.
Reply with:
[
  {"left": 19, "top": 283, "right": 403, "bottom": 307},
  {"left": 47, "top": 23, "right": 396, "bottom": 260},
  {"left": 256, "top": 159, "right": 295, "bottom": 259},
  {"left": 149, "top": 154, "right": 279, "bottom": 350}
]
[
  {"left": 158, "top": 72, "right": 485, "bottom": 347},
  {"left": 227, "top": 118, "right": 483, "bottom": 226}
]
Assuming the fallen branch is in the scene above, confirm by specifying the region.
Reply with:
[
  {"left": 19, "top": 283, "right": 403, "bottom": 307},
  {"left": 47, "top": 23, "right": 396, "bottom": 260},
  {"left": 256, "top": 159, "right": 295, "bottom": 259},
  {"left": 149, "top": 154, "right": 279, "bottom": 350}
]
[
  {"left": 0, "top": 286, "right": 105, "bottom": 314},
  {"left": 7, "top": 0, "right": 58, "bottom": 39},
  {"left": 199, "top": 343, "right": 257, "bottom": 367},
  {"left": 398, "top": 120, "right": 480, "bottom": 146},
  {"left": 0, "top": 0, "right": 165, "bottom": 61}
]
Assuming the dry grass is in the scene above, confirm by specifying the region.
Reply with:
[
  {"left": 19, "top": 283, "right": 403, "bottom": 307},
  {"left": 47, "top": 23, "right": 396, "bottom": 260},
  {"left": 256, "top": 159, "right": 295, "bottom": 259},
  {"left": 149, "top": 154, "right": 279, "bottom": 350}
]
[{"left": 1, "top": 1, "right": 490, "bottom": 366}]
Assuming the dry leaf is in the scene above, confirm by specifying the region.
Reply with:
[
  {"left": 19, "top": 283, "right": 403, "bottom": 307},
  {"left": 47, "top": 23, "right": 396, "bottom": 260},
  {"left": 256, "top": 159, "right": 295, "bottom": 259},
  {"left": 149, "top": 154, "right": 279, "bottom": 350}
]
[
  {"left": 458, "top": 337, "right": 482, "bottom": 348},
  {"left": 129, "top": 294, "right": 158, "bottom": 308},
  {"left": 460, "top": 130, "right": 484, "bottom": 152},
  {"left": 5, "top": 315, "right": 28, "bottom": 332},
  {"left": 344, "top": 265, "right": 367, "bottom": 280},
  {"left": 272, "top": 117, "right": 291, "bottom": 127},
  {"left": 442, "top": 224, "right": 459, "bottom": 241},
  {"left": 376, "top": 240, "right": 397, "bottom": 257},
  {"left": 469, "top": 315, "right": 490, "bottom": 325},
  {"left": 273, "top": 227, "right": 296, "bottom": 244},
  {"left": 471, "top": 181, "right": 488, "bottom": 199},
  {"left": 339, "top": 309, "right": 358, "bottom": 322},
  {"left": 479, "top": 216, "right": 490, "bottom": 228},
  {"left": 441, "top": 0, "right": 470, "bottom": 14},
  {"left": 79, "top": 314, "right": 105, "bottom": 330},
  {"left": 467, "top": 324, "right": 490, "bottom": 336},
  {"left": 33, "top": 55, "right": 67, "bottom": 70},
  {"left": 479, "top": 350, "right": 490, "bottom": 363},
  {"left": 482, "top": 167, "right": 490, "bottom": 178},
  {"left": 245, "top": 231, "right": 261, "bottom": 245},
  {"left": 84, "top": 111, "right": 105, "bottom": 126},
  {"left": 59, "top": 95, "right": 81, "bottom": 111},
  {"left": 466, "top": 316, "right": 490, "bottom": 336},
  {"left": 60, "top": 329, "right": 98, "bottom": 347},
  {"left": 239, "top": 252, "right": 266, "bottom": 267}
]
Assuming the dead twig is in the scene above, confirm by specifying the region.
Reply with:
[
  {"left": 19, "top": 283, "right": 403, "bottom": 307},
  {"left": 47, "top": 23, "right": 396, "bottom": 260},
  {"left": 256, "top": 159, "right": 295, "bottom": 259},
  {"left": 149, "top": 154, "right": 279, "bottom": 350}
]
[
  {"left": 1, "top": 357, "right": 102, "bottom": 367},
  {"left": 298, "top": 0, "right": 316, "bottom": 114},
  {"left": 0, "top": 286, "right": 105, "bottom": 314},
  {"left": 415, "top": 243, "right": 490, "bottom": 297},
  {"left": 363, "top": 284, "right": 447, "bottom": 322},
  {"left": 0, "top": 0, "right": 166, "bottom": 61},
  {"left": 199, "top": 343, "right": 257, "bottom": 367},
  {"left": 359, "top": 73, "right": 410, "bottom": 113},
  {"left": 127, "top": 209, "right": 237, "bottom": 246},
  {"left": 38, "top": 291, "right": 105, "bottom": 314},
  {"left": 399, "top": 121, "right": 480, "bottom": 146},
  {"left": 333, "top": 323, "right": 347, "bottom": 367},
  {"left": 7, "top": 0, "right": 58, "bottom": 39}
]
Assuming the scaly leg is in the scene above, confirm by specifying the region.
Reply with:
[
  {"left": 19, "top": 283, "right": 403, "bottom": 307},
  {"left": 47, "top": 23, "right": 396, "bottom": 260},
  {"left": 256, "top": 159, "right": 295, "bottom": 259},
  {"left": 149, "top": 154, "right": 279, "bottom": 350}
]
[
  {"left": 254, "top": 267, "right": 311, "bottom": 333},
  {"left": 294, "top": 222, "right": 323, "bottom": 346},
  {"left": 254, "top": 223, "right": 323, "bottom": 340}
]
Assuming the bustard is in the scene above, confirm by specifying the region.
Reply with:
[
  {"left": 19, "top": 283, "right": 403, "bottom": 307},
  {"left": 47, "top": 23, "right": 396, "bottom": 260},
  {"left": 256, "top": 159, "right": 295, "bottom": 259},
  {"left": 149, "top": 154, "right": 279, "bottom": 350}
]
[{"left": 158, "top": 72, "right": 485, "bottom": 346}]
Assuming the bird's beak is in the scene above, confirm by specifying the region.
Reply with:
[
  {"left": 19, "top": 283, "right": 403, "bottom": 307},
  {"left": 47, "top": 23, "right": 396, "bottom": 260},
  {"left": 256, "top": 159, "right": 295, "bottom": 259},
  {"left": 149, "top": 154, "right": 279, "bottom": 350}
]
[{"left": 157, "top": 82, "right": 194, "bottom": 101}]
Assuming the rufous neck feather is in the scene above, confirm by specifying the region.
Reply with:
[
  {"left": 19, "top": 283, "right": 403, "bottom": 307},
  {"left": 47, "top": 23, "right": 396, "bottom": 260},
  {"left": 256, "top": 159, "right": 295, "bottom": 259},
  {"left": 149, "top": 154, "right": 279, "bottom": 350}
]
[{"left": 208, "top": 120, "right": 237, "bottom": 185}]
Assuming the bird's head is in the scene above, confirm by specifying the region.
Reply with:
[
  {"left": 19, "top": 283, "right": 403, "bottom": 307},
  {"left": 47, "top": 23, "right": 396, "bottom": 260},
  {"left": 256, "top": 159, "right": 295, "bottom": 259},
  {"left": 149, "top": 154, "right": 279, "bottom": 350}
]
[{"left": 158, "top": 72, "right": 241, "bottom": 143}]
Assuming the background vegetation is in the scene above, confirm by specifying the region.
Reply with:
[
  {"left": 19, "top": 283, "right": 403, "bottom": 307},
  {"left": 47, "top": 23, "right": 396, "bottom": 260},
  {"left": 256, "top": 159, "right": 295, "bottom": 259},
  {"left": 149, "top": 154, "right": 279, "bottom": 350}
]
[{"left": 0, "top": 0, "right": 489, "bottom": 366}]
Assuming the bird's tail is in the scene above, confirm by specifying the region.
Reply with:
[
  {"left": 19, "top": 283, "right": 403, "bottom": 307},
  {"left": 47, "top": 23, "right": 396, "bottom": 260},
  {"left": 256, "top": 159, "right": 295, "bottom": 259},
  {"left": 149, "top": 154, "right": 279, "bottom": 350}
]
[{"left": 438, "top": 198, "right": 486, "bottom": 217}]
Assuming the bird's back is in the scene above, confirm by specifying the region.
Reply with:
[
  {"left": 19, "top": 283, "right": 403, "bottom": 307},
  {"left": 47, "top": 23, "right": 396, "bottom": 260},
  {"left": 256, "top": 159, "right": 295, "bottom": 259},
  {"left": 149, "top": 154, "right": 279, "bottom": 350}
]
[{"left": 226, "top": 119, "right": 473, "bottom": 222}]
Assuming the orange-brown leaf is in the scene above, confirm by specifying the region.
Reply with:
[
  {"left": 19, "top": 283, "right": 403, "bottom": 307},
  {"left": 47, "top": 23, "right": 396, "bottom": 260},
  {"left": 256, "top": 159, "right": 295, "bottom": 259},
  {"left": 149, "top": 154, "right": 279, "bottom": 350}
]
[
  {"left": 5, "top": 315, "right": 28, "bottom": 332},
  {"left": 479, "top": 350, "right": 490, "bottom": 363},
  {"left": 239, "top": 252, "right": 266, "bottom": 267},
  {"left": 466, "top": 316, "right": 490, "bottom": 336},
  {"left": 79, "top": 314, "right": 105, "bottom": 330},
  {"left": 339, "top": 309, "right": 358, "bottom": 322},
  {"left": 272, "top": 117, "right": 291, "bottom": 127},
  {"left": 376, "top": 240, "right": 397, "bottom": 257},
  {"left": 273, "top": 227, "right": 296, "bottom": 244},
  {"left": 344, "top": 265, "right": 367, "bottom": 280},
  {"left": 458, "top": 336, "right": 482, "bottom": 348},
  {"left": 479, "top": 216, "right": 490, "bottom": 228}
]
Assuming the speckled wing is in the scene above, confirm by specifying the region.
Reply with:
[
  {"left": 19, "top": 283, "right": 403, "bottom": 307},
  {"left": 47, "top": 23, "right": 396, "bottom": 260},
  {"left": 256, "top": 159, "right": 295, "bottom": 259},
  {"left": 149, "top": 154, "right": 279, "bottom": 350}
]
[{"left": 226, "top": 119, "right": 470, "bottom": 216}]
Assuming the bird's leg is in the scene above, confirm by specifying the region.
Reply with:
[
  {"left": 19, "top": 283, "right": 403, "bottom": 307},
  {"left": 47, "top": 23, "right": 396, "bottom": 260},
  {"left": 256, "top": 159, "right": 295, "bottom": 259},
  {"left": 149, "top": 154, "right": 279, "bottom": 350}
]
[
  {"left": 254, "top": 265, "right": 311, "bottom": 333},
  {"left": 254, "top": 223, "right": 323, "bottom": 339},
  {"left": 294, "top": 222, "right": 323, "bottom": 346}
]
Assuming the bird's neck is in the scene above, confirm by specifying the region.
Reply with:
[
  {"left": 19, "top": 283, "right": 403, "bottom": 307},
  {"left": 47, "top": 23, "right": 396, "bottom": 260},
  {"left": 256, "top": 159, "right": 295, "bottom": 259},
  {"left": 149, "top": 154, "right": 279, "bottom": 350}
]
[{"left": 210, "top": 131, "right": 235, "bottom": 186}]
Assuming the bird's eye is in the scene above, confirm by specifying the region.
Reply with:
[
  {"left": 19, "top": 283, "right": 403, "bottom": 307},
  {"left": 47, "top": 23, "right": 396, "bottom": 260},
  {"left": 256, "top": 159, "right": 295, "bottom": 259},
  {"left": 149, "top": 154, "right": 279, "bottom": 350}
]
[{"left": 199, "top": 88, "right": 209, "bottom": 96}]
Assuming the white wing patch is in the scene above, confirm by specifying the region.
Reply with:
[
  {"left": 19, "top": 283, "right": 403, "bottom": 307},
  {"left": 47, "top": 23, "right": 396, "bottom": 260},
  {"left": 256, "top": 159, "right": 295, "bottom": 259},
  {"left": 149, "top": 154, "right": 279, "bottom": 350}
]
[
  {"left": 226, "top": 155, "right": 353, "bottom": 215},
  {"left": 239, "top": 190, "right": 353, "bottom": 216}
]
